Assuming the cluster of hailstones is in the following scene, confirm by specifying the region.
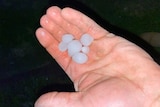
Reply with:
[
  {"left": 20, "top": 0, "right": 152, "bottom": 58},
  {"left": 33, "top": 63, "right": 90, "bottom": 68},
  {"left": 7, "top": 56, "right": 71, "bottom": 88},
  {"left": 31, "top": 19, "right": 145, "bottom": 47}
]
[{"left": 58, "top": 33, "right": 94, "bottom": 64}]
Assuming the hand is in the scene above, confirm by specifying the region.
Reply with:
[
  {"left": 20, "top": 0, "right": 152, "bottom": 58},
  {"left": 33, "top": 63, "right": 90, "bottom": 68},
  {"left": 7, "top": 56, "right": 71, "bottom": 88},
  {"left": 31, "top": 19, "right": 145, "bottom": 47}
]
[{"left": 35, "top": 6, "right": 160, "bottom": 107}]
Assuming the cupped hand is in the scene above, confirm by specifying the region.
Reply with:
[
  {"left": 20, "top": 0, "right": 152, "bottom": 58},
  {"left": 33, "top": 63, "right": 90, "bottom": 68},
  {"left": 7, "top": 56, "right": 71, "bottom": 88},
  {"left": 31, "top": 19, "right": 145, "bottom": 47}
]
[{"left": 35, "top": 6, "right": 160, "bottom": 107}]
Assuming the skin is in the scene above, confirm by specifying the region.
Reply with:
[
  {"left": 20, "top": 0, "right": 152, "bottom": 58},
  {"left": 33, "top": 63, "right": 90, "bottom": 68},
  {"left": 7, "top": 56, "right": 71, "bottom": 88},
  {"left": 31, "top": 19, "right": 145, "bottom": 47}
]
[{"left": 35, "top": 6, "right": 160, "bottom": 107}]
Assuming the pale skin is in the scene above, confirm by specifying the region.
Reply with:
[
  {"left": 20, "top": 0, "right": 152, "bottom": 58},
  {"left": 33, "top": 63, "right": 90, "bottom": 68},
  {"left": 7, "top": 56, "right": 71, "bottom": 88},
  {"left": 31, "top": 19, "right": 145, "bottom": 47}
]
[{"left": 35, "top": 6, "right": 160, "bottom": 107}]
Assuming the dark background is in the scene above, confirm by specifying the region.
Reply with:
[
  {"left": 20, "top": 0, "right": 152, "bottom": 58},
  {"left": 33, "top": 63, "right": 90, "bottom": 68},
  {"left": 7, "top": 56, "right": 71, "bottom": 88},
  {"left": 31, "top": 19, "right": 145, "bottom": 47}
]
[{"left": 0, "top": 0, "right": 160, "bottom": 106}]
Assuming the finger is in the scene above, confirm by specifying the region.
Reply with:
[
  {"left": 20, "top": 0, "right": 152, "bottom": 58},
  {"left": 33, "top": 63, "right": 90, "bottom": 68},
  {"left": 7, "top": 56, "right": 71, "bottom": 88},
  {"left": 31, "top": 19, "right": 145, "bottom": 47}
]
[
  {"left": 40, "top": 15, "right": 65, "bottom": 42},
  {"left": 46, "top": 6, "right": 83, "bottom": 40},
  {"left": 61, "top": 7, "right": 109, "bottom": 39},
  {"left": 36, "top": 28, "right": 71, "bottom": 69},
  {"left": 34, "top": 92, "right": 83, "bottom": 107}
]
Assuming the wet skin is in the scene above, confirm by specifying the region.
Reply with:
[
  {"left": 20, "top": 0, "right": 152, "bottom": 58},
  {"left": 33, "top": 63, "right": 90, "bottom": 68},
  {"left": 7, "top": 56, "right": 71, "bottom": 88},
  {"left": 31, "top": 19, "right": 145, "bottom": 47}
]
[{"left": 35, "top": 6, "right": 160, "bottom": 107}]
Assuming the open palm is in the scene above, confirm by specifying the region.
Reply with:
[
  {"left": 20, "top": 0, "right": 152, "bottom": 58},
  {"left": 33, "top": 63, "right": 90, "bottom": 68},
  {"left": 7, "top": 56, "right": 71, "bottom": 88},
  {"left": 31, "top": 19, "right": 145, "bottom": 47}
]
[{"left": 35, "top": 6, "right": 160, "bottom": 107}]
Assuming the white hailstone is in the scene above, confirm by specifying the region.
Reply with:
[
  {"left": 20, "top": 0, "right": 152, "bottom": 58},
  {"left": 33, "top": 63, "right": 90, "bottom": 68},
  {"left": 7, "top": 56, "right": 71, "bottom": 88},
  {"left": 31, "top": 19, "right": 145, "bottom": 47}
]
[
  {"left": 80, "top": 33, "right": 94, "bottom": 46},
  {"left": 58, "top": 33, "right": 93, "bottom": 64},
  {"left": 72, "top": 52, "right": 88, "bottom": 64},
  {"left": 67, "top": 40, "right": 82, "bottom": 56},
  {"left": 58, "top": 41, "right": 68, "bottom": 52},
  {"left": 81, "top": 46, "right": 90, "bottom": 54},
  {"left": 62, "top": 34, "right": 74, "bottom": 43}
]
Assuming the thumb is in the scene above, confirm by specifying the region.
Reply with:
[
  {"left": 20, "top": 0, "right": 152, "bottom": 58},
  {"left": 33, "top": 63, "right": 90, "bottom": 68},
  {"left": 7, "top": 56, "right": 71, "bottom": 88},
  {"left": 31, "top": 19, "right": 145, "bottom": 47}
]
[{"left": 34, "top": 92, "right": 83, "bottom": 107}]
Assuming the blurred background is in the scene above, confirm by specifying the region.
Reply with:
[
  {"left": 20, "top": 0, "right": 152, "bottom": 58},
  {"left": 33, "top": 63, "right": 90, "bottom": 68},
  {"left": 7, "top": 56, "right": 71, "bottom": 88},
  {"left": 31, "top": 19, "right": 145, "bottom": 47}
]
[{"left": 0, "top": 0, "right": 160, "bottom": 106}]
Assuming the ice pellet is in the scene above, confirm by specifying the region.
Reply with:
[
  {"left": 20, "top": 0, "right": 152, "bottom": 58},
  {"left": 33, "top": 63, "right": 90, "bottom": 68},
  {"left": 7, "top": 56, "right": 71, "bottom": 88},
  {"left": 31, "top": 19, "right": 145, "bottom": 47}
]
[
  {"left": 72, "top": 52, "right": 88, "bottom": 64},
  {"left": 58, "top": 41, "right": 68, "bottom": 52},
  {"left": 62, "top": 34, "right": 74, "bottom": 43},
  {"left": 67, "top": 40, "right": 82, "bottom": 56},
  {"left": 81, "top": 46, "right": 90, "bottom": 54},
  {"left": 80, "top": 34, "right": 94, "bottom": 46}
]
